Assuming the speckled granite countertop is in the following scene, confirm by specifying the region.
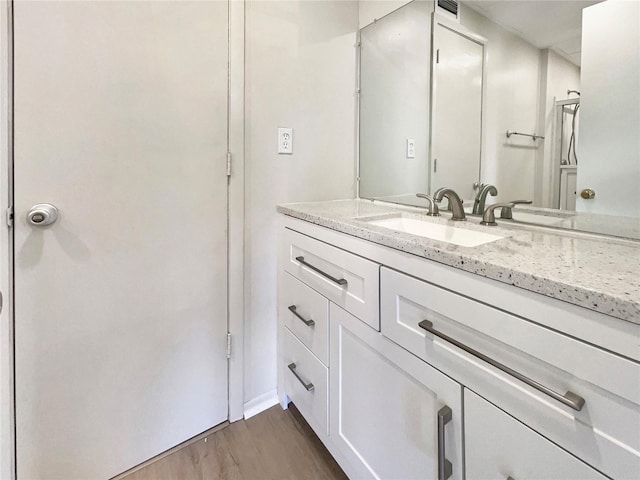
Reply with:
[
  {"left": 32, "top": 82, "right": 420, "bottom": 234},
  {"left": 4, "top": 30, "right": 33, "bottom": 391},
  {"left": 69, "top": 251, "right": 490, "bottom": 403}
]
[{"left": 277, "top": 199, "right": 640, "bottom": 324}]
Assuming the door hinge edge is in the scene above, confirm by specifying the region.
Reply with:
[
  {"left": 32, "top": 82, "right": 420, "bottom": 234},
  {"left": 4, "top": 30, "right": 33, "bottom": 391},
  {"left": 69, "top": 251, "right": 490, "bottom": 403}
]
[
  {"left": 226, "top": 152, "right": 232, "bottom": 177},
  {"left": 6, "top": 206, "right": 13, "bottom": 228},
  {"left": 227, "top": 332, "right": 232, "bottom": 359}
]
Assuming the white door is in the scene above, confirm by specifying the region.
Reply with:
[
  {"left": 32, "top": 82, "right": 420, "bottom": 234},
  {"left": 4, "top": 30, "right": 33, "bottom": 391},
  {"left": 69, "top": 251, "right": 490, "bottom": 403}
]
[
  {"left": 430, "top": 22, "right": 483, "bottom": 202},
  {"left": 13, "top": 2, "right": 229, "bottom": 478},
  {"left": 575, "top": 0, "right": 640, "bottom": 217}
]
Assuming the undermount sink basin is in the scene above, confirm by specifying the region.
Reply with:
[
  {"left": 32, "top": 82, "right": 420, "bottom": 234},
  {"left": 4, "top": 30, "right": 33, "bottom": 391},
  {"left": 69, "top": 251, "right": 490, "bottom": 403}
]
[{"left": 364, "top": 216, "right": 504, "bottom": 247}]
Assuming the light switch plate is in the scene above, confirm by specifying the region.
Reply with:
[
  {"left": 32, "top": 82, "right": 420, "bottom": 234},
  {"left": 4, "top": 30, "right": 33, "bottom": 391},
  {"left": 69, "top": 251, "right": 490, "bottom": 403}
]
[
  {"left": 406, "top": 138, "right": 415, "bottom": 158},
  {"left": 278, "top": 127, "right": 293, "bottom": 154}
]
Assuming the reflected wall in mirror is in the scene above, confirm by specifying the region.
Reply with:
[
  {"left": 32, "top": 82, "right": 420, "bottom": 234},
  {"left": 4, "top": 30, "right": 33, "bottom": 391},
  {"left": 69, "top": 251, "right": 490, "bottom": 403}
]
[
  {"left": 359, "top": 1, "right": 431, "bottom": 202},
  {"left": 358, "top": 0, "right": 640, "bottom": 238}
]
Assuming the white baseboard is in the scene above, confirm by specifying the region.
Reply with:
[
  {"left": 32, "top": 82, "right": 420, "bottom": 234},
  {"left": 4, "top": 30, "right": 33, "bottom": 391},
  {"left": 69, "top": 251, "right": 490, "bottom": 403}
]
[{"left": 243, "top": 389, "right": 279, "bottom": 420}]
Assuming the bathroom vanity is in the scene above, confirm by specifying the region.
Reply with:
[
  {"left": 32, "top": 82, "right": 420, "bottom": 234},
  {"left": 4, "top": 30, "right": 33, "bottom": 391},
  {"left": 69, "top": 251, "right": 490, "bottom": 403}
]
[{"left": 277, "top": 199, "right": 639, "bottom": 480}]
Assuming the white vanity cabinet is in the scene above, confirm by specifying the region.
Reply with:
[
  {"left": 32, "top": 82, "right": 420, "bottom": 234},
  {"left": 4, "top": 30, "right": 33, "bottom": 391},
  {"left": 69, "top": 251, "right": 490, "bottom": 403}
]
[
  {"left": 380, "top": 266, "right": 640, "bottom": 479},
  {"left": 464, "top": 390, "right": 607, "bottom": 480},
  {"left": 277, "top": 216, "right": 640, "bottom": 480},
  {"left": 330, "top": 303, "right": 463, "bottom": 480}
]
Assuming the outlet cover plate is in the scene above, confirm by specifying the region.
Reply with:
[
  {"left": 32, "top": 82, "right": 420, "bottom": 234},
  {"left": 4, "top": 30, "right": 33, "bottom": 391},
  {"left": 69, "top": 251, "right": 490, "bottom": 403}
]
[
  {"left": 406, "top": 138, "right": 415, "bottom": 158},
  {"left": 278, "top": 127, "right": 293, "bottom": 154}
]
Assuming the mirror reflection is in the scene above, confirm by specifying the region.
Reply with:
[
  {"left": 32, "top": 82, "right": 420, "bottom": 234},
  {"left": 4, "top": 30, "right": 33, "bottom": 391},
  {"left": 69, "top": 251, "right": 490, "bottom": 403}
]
[{"left": 358, "top": 0, "right": 640, "bottom": 240}]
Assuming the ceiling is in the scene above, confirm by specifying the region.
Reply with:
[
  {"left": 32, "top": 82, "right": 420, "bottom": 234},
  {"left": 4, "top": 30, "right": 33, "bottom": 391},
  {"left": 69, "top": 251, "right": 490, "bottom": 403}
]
[{"left": 464, "top": 0, "right": 603, "bottom": 66}]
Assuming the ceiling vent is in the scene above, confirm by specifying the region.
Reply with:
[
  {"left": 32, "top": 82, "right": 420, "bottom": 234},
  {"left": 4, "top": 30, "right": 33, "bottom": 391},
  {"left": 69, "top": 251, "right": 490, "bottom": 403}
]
[{"left": 436, "top": 0, "right": 460, "bottom": 21}]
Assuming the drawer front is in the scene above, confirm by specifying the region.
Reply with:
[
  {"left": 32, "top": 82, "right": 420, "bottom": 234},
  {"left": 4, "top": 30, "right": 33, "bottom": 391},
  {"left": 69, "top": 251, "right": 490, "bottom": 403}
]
[
  {"left": 380, "top": 267, "right": 640, "bottom": 480},
  {"left": 465, "top": 390, "right": 607, "bottom": 480},
  {"left": 282, "top": 326, "right": 329, "bottom": 436},
  {"left": 283, "top": 228, "right": 380, "bottom": 330},
  {"left": 280, "top": 272, "right": 329, "bottom": 365}
]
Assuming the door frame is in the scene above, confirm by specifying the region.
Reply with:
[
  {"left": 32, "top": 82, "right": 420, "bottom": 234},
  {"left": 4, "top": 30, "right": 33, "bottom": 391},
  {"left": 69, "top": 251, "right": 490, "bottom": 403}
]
[
  {"left": 0, "top": 1, "right": 246, "bottom": 477},
  {"left": 429, "top": 14, "right": 488, "bottom": 195},
  {"left": 0, "top": 1, "right": 13, "bottom": 478}
]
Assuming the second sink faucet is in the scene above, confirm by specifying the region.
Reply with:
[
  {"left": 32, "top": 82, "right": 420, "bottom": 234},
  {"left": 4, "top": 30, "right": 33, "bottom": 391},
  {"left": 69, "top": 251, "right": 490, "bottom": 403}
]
[
  {"left": 472, "top": 184, "right": 498, "bottom": 215},
  {"left": 433, "top": 188, "right": 466, "bottom": 221}
]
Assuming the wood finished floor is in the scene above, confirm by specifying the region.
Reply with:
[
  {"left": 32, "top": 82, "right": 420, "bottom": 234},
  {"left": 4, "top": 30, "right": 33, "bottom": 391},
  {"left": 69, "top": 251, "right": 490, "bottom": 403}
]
[{"left": 123, "top": 404, "right": 348, "bottom": 480}]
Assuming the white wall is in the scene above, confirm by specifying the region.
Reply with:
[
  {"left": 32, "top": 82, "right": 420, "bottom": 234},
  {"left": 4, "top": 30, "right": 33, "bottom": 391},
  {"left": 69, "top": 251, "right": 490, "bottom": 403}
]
[
  {"left": 359, "top": 0, "right": 413, "bottom": 29},
  {"left": 359, "top": 0, "right": 431, "bottom": 201},
  {"left": 537, "top": 48, "right": 580, "bottom": 208},
  {"left": 244, "top": 1, "right": 358, "bottom": 405},
  {"left": 576, "top": 0, "right": 640, "bottom": 217}
]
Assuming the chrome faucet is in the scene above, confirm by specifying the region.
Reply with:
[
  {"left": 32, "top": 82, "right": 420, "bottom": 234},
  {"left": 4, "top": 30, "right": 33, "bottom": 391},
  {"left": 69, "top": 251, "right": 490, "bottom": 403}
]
[
  {"left": 433, "top": 188, "right": 466, "bottom": 221},
  {"left": 472, "top": 184, "right": 498, "bottom": 215},
  {"left": 415, "top": 193, "right": 440, "bottom": 216}
]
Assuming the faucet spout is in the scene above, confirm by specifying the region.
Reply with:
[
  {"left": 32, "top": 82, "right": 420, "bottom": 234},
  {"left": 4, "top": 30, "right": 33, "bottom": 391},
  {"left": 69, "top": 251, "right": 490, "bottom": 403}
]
[
  {"left": 433, "top": 188, "right": 466, "bottom": 221},
  {"left": 472, "top": 184, "right": 498, "bottom": 215}
]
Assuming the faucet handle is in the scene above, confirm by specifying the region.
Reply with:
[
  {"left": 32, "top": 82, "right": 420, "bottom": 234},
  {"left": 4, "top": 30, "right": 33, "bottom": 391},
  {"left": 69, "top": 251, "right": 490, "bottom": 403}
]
[
  {"left": 481, "top": 203, "right": 515, "bottom": 226},
  {"left": 500, "top": 200, "right": 533, "bottom": 219},
  {"left": 416, "top": 193, "right": 440, "bottom": 216}
]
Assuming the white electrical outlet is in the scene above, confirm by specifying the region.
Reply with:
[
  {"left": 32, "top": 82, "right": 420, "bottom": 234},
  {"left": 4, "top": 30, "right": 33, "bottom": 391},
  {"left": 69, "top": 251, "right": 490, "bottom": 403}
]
[
  {"left": 406, "top": 138, "right": 415, "bottom": 158},
  {"left": 278, "top": 127, "right": 293, "bottom": 154}
]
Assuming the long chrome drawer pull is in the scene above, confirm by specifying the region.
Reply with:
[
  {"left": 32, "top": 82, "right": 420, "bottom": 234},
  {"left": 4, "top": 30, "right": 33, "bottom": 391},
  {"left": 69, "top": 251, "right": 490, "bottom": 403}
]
[
  {"left": 287, "top": 362, "right": 314, "bottom": 391},
  {"left": 437, "top": 405, "right": 453, "bottom": 480},
  {"left": 418, "top": 320, "right": 585, "bottom": 412},
  {"left": 295, "top": 256, "right": 348, "bottom": 286},
  {"left": 288, "top": 305, "right": 315, "bottom": 327}
]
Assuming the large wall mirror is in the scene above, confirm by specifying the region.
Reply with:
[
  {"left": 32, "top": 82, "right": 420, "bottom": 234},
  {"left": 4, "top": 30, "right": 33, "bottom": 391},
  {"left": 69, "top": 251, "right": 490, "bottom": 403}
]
[{"left": 358, "top": 0, "right": 639, "bottom": 239}]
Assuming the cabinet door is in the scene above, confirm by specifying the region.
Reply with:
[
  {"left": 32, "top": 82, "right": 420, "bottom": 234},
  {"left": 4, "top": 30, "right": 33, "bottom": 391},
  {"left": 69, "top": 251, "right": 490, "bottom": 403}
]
[
  {"left": 330, "top": 304, "right": 462, "bottom": 480},
  {"left": 465, "top": 389, "right": 607, "bottom": 480}
]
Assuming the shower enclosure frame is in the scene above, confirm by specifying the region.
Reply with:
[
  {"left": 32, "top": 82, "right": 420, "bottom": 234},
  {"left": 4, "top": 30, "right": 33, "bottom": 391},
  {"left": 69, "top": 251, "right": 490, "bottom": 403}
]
[{"left": 551, "top": 97, "right": 580, "bottom": 210}]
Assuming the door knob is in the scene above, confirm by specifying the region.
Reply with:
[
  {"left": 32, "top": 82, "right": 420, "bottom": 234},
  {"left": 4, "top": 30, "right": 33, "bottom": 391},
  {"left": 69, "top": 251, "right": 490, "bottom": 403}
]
[
  {"left": 580, "top": 188, "right": 595, "bottom": 200},
  {"left": 27, "top": 204, "right": 59, "bottom": 226}
]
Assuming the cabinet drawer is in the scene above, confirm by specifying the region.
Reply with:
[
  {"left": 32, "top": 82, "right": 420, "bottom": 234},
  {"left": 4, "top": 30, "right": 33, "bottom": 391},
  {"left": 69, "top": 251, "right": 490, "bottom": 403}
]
[
  {"left": 465, "top": 390, "right": 607, "bottom": 480},
  {"left": 380, "top": 267, "right": 640, "bottom": 479},
  {"left": 282, "top": 326, "right": 329, "bottom": 436},
  {"left": 283, "top": 228, "right": 380, "bottom": 330},
  {"left": 280, "top": 272, "right": 329, "bottom": 365}
]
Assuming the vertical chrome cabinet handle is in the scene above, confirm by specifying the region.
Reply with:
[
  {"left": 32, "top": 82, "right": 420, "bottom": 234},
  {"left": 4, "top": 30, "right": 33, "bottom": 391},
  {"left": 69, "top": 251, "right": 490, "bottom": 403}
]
[
  {"left": 287, "top": 363, "right": 314, "bottom": 391},
  {"left": 437, "top": 405, "right": 453, "bottom": 480},
  {"left": 288, "top": 305, "right": 315, "bottom": 327},
  {"left": 295, "top": 256, "right": 348, "bottom": 286},
  {"left": 27, "top": 203, "right": 59, "bottom": 226}
]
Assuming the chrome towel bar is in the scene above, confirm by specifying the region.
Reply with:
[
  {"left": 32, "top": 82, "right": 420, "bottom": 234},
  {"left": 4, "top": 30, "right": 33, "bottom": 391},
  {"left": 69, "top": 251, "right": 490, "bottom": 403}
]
[{"left": 506, "top": 130, "right": 545, "bottom": 141}]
